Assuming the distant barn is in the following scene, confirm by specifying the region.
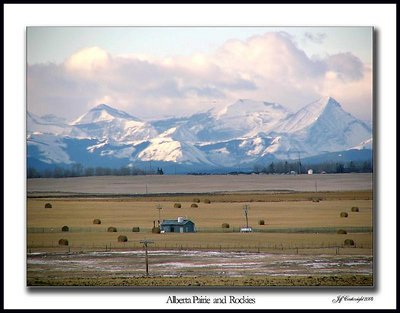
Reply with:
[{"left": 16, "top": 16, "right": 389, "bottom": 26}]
[{"left": 160, "top": 217, "right": 195, "bottom": 233}]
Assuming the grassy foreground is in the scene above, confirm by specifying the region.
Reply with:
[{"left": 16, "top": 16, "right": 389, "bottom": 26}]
[{"left": 28, "top": 274, "right": 373, "bottom": 287}]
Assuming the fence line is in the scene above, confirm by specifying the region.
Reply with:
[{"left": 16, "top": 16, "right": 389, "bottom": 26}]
[
  {"left": 27, "top": 241, "right": 372, "bottom": 253},
  {"left": 27, "top": 226, "right": 373, "bottom": 234}
]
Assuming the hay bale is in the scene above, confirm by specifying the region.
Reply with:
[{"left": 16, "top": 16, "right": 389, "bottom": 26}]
[
  {"left": 258, "top": 219, "right": 265, "bottom": 225},
  {"left": 221, "top": 223, "right": 230, "bottom": 228},
  {"left": 107, "top": 226, "right": 117, "bottom": 232},
  {"left": 312, "top": 198, "right": 320, "bottom": 203},
  {"left": 337, "top": 229, "right": 347, "bottom": 234},
  {"left": 44, "top": 203, "right": 52, "bottom": 208},
  {"left": 117, "top": 235, "right": 128, "bottom": 242},
  {"left": 344, "top": 239, "right": 355, "bottom": 246},
  {"left": 174, "top": 203, "right": 182, "bottom": 208},
  {"left": 204, "top": 199, "right": 211, "bottom": 204},
  {"left": 61, "top": 225, "right": 69, "bottom": 232},
  {"left": 340, "top": 212, "right": 348, "bottom": 218},
  {"left": 351, "top": 206, "right": 360, "bottom": 212},
  {"left": 152, "top": 227, "right": 161, "bottom": 233},
  {"left": 132, "top": 227, "right": 140, "bottom": 232},
  {"left": 191, "top": 203, "right": 198, "bottom": 208},
  {"left": 193, "top": 198, "right": 200, "bottom": 203},
  {"left": 58, "top": 239, "right": 68, "bottom": 246},
  {"left": 93, "top": 219, "right": 101, "bottom": 225}
]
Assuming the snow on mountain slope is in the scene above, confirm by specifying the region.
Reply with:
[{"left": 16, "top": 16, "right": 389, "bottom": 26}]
[
  {"left": 213, "top": 99, "right": 289, "bottom": 139},
  {"left": 73, "top": 104, "right": 141, "bottom": 124},
  {"left": 197, "top": 133, "right": 274, "bottom": 167},
  {"left": 274, "top": 96, "right": 336, "bottom": 133},
  {"left": 27, "top": 112, "right": 71, "bottom": 136},
  {"left": 135, "top": 137, "right": 213, "bottom": 165},
  {"left": 27, "top": 97, "right": 373, "bottom": 169},
  {"left": 351, "top": 137, "right": 373, "bottom": 150},
  {"left": 159, "top": 126, "right": 199, "bottom": 143},
  {"left": 27, "top": 133, "right": 72, "bottom": 164},
  {"left": 270, "top": 96, "right": 372, "bottom": 155},
  {"left": 71, "top": 104, "right": 158, "bottom": 142}
]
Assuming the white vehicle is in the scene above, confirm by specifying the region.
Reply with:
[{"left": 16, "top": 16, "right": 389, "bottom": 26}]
[{"left": 240, "top": 227, "right": 253, "bottom": 233}]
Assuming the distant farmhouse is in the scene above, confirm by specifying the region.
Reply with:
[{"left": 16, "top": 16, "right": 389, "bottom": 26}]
[{"left": 160, "top": 217, "right": 195, "bottom": 233}]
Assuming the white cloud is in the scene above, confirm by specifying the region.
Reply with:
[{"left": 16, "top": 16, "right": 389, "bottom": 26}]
[
  {"left": 27, "top": 32, "right": 372, "bottom": 122},
  {"left": 64, "top": 46, "right": 111, "bottom": 73}
]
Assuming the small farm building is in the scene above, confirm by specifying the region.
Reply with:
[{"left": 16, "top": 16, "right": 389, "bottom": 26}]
[{"left": 160, "top": 217, "right": 195, "bottom": 233}]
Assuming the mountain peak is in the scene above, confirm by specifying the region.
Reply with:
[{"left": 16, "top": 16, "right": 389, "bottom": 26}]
[
  {"left": 93, "top": 103, "right": 113, "bottom": 110},
  {"left": 73, "top": 104, "right": 141, "bottom": 125},
  {"left": 321, "top": 96, "right": 341, "bottom": 108}
]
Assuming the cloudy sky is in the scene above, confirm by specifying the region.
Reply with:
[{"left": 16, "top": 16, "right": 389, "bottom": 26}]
[{"left": 27, "top": 27, "right": 373, "bottom": 122}]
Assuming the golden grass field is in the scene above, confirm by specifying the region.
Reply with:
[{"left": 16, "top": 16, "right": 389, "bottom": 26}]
[
  {"left": 27, "top": 190, "right": 373, "bottom": 286},
  {"left": 27, "top": 190, "right": 373, "bottom": 252}
]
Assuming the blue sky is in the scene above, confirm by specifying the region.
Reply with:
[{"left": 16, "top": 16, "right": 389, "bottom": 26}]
[
  {"left": 28, "top": 27, "right": 372, "bottom": 64},
  {"left": 27, "top": 27, "right": 373, "bottom": 122}
]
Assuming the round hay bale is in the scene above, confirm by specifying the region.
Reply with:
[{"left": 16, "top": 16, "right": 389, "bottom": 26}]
[
  {"left": 58, "top": 239, "right": 68, "bottom": 246},
  {"left": 93, "top": 219, "right": 101, "bottom": 225},
  {"left": 344, "top": 239, "right": 355, "bottom": 246},
  {"left": 117, "top": 235, "right": 128, "bottom": 242},
  {"left": 152, "top": 227, "right": 161, "bottom": 233},
  {"left": 61, "top": 225, "right": 69, "bottom": 232},
  {"left": 351, "top": 206, "right": 360, "bottom": 212},
  {"left": 107, "top": 226, "right": 117, "bottom": 232},
  {"left": 193, "top": 198, "right": 200, "bottom": 203},
  {"left": 132, "top": 227, "right": 140, "bottom": 232},
  {"left": 174, "top": 203, "right": 182, "bottom": 208},
  {"left": 44, "top": 203, "right": 52, "bottom": 208},
  {"left": 312, "top": 198, "right": 320, "bottom": 203},
  {"left": 337, "top": 229, "right": 347, "bottom": 234},
  {"left": 191, "top": 203, "right": 198, "bottom": 208},
  {"left": 340, "top": 212, "right": 348, "bottom": 218},
  {"left": 204, "top": 199, "right": 211, "bottom": 204},
  {"left": 221, "top": 223, "right": 230, "bottom": 228},
  {"left": 258, "top": 219, "right": 265, "bottom": 225}
]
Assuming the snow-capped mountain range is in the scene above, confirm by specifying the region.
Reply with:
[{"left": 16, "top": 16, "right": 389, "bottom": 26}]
[{"left": 27, "top": 96, "right": 373, "bottom": 172}]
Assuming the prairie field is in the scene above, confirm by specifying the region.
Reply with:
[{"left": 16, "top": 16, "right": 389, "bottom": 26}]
[{"left": 26, "top": 174, "right": 373, "bottom": 286}]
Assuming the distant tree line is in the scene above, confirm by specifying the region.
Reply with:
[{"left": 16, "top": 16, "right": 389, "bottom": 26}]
[
  {"left": 254, "top": 160, "right": 373, "bottom": 174},
  {"left": 27, "top": 164, "right": 164, "bottom": 178}
]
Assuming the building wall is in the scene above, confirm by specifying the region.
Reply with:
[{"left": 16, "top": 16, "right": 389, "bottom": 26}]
[{"left": 161, "top": 222, "right": 195, "bottom": 233}]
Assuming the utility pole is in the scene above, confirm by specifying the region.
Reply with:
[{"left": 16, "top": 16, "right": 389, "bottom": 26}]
[
  {"left": 156, "top": 204, "right": 162, "bottom": 226},
  {"left": 140, "top": 240, "right": 154, "bottom": 276},
  {"left": 243, "top": 204, "right": 249, "bottom": 228},
  {"left": 315, "top": 180, "right": 318, "bottom": 193}
]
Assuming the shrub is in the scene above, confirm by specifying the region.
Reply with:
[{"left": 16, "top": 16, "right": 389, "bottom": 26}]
[
  {"left": 337, "top": 229, "right": 347, "bottom": 234},
  {"left": 44, "top": 203, "right": 52, "bottom": 208},
  {"left": 340, "top": 212, "right": 348, "bottom": 218},
  {"left": 259, "top": 220, "right": 265, "bottom": 225},
  {"left": 193, "top": 198, "right": 200, "bottom": 203},
  {"left": 174, "top": 203, "right": 182, "bottom": 208},
  {"left": 191, "top": 203, "right": 198, "bottom": 208},
  {"left": 344, "top": 239, "right": 355, "bottom": 246},
  {"left": 312, "top": 198, "right": 320, "bottom": 203},
  {"left": 204, "top": 199, "right": 211, "bottom": 204},
  {"left": 58, "top": 239, "right": 68, "bottom": 246},
  {"left": 221, "top": 223, "right": 230, "bottom": 228},
  {"left": 152, "top": 227, "right": 161, "bottom": 233},
  {"left": 107, "top": 226, "right": 117, "bottom": 232},
  {"left": 132, "top": 227, "right": 140, "bottom": 232},
  {"left": 61, "top": 225, "right": 69, "bottom": 232},
  {"left": 351, "top": 206, "right": 360, "bottom": 212},
  {"left": 93, "top": 219, "right": 101, "bottom": 225},
  {"left": 117, "top": 235, "right": 128, "bottom": 242}
]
